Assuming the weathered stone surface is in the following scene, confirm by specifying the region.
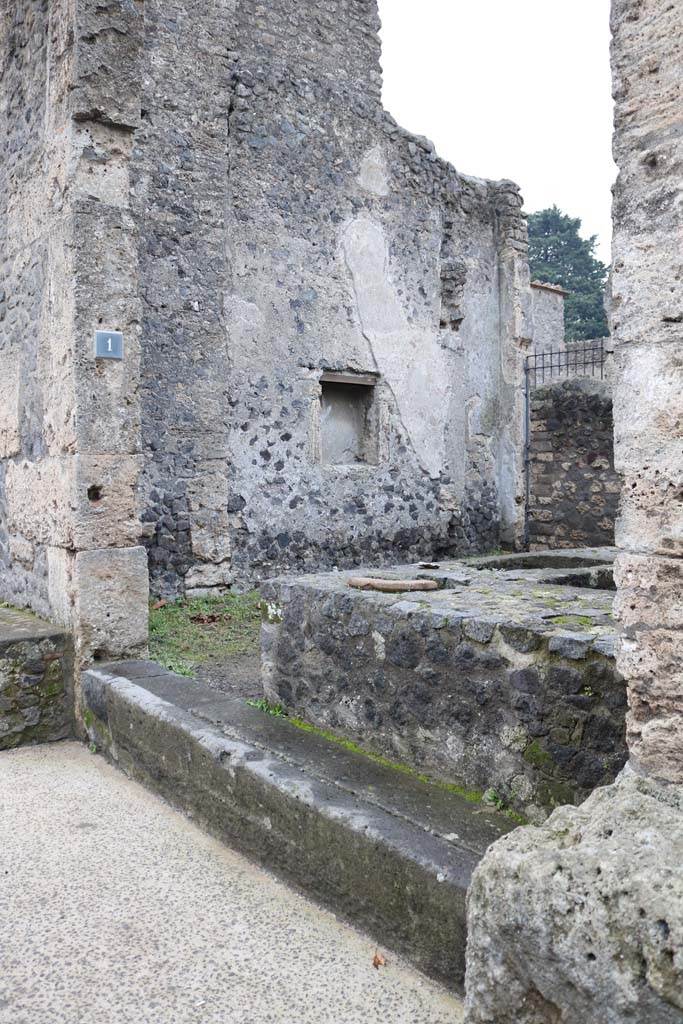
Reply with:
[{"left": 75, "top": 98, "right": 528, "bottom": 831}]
[
  {"left": 530, "top": 281, "right": 567, "bottom": 355},
  {"left": 133, "top": 0, "right": 530, "bottom": 596},
  {"left": 464, "top": 2, "right": 683, "bottom": 1019},
  {"left": 0, "top": 0, "right": 147, "bottom": 658},
  {"left": 4, "top": 454, "right": 141, "bottom": 551},
  {"left": 71, "top": 0, "right": 144, "bottom": 129},
  {"left": 73, "top": 547, "right": 149, "bottom": 659},
  {"left": 465, "top": 769, "right": 683, "bottom": 1023},
  {"left": 528, "top": 378, "right": 618, "bottom": 550},
  {"left": 0, "top": 606, "right": 73, "bottom": 749},
  {"left": 261, "top": 552, "right": 625, "bottom": 820},
  {"left": 81, "top": 659, "right": 513, "bottom": 988}
]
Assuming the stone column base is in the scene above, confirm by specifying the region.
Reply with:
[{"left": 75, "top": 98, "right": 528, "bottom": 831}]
[{"left": 465, "top": 767, "right": 683, "bottom": 1023}]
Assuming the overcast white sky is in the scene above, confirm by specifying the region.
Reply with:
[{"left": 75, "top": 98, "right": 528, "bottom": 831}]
[{"left": 379, "top": 0, "right": 616, "bottom": 263}]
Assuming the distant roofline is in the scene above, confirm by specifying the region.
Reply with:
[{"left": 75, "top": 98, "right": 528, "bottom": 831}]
[{"left": 531, "top": 280, "right": 570, "bottom": 298}]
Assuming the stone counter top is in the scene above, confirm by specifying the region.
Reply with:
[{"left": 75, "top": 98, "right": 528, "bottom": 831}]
[{"left": 260, "top": 548, "right": 624, "bottom": 821}]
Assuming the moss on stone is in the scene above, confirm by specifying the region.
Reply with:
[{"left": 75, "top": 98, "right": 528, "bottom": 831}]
[
  {"left": 549, "top": 614, "right": 596, "bottom": 628},
  {"left": 524, "top": 739, "right": 553, "bottom": 769},
  {"left": 282, "top": 714, "right": 526, "bottom": 822}
]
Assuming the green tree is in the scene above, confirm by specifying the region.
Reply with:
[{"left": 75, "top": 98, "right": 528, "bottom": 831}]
[{"left": 527, "top": 206, "right": 609, "bottom": 341}]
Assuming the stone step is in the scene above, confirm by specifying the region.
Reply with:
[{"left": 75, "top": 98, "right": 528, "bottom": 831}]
[{"left": 81, "top": 659, "right": 515, "bottom": 991}]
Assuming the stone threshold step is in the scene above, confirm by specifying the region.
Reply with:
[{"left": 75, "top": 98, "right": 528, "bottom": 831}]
[{"left": 81, "top": 660, "right": 514, "bottom": 990}]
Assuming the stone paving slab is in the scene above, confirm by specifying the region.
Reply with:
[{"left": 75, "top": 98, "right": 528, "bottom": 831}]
[
  {"left": 0, "top": 742, "right": 462, "bottom": 1023},
  {"left": 0, "top": 606, "right": 68, "bottom": 644}
]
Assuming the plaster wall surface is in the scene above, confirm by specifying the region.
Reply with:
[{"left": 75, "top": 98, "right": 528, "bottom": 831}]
[{"left": 530, "top": 282, "right": 566, "bottom": 354}]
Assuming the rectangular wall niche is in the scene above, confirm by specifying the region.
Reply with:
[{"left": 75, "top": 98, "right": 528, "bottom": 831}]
[{"left": 319, "top": 373, "right": 378, "bottom": 466}]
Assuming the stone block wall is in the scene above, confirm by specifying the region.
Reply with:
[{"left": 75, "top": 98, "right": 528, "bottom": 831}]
[
  {"left": 609, "top": 0, "right": 683, "bottom": 782},
  {"left": 0, "top": 1, "right": 149, "bottom": 661},
  {"left": 0, "top": 606, "right": 73, "bottom": 750},
  {"left": 261, "top": 566, "right": 626, "bottom": 822},
  {"left": 528, "top": 378, "right": 619, "bottom": 548},
  {"left": 2, "top": 0, "right": 533, "bottom": 613}
]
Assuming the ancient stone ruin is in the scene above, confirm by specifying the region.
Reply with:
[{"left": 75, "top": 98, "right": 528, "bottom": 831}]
[{"left": 0, "top": 0, "right": 681, "bottom": 1021}]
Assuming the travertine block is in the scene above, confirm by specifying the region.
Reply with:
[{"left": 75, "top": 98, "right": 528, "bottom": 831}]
[
  {"left": 465, "top": 768, "right": 683, "bottom": 1022},
  {"left": 613, "top": 553, "right": 683, "bottom": 631},
  {"left": 628, "top": 711, "right": 683, "bottom": 784},
  {"left": 0, "top": 346, "right": 20, "bottom": 457},
  {"left": 41, "top": 217, "right": 77, "bottom": 456},
  {"left": 47, "top": 546, "right": 75, "bottom": 629},
  {"left": 618, "top": 630, "right": 683, "bottom": 708},
  {"left": 73, "top": 546, "right": 149, "bottom": 658},
  {"left": 5, "top": 458, "right": 74, "bottom": 546},
  {"left": 71, "top": 0, "right": 143, "bottom": 129},
  {"left": 72, "top": 202, "right": 141, "bottom": 456},
  {"left": 616, "top": 470, "right": 683, "bottom": 556},
  {"left": 612, "top": 340, "right": 683, "bottom": 477},
  {"left": 5, "top": 454, "right": 141, "bottom": 550},
  {"left": 73, "top": 453, "right": 142, "bottom": 550}
]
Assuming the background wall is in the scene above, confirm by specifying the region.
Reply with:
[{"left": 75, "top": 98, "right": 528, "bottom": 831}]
[
  {"left": 528, "top": 378, "right": 619, "bottom": 549},
  {"left": 530, "top": 282, "right": 567, "bottom": 354},
  {"left": 137, "top": 0, "right": 531, "bottom": 596}
]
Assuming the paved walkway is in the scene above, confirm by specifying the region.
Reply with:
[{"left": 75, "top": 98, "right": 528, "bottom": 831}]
[{"left": 0, "top": 743, "right": 463, "bottom": 1024}]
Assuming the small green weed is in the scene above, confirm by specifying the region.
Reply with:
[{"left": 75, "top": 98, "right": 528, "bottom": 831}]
[{"left": 247, "top": 698, "right": 286, "bottom": 717}]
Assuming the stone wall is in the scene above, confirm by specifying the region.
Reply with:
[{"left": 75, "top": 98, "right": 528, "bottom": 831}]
[
  {"left": 0, "top": 606, "right": 73, "bottom": 749},
  {"left": 261, "top": 554, "right": 626, "bottom": 822},
  {"left": 528, "top": 378, "right": 619, "bottom": 548},
  {"left": 530, "top": 281, "right": 567, "bottom": 354},
  {"left": 134, "top": 0, "right": 532, "bottom": 596},
  {"left": 2, "top": 0, "right": 532, "bottom": 610},
  {"left": 0, "top": 0, "right": 61, "bottom": 618},
  {"left": 0, "top": 1, "right": 149, "bottom": 661}
]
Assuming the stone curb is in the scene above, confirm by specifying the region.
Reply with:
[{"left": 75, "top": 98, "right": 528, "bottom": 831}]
[{"left": 81, "top": 665, "right": 491, "bottom": 988}]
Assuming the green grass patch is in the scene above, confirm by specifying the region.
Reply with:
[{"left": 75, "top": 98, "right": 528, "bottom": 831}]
[{"left": 149, "top": 590, "right": 261, "bottom": 676}]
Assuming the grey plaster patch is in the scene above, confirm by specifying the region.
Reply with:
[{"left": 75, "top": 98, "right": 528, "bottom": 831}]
[
  {"left": 358, "top": 145, "right": 390, "bottom": 196},
  {"left": 342, "top": 216, "right": 451, "bottom": 479}
]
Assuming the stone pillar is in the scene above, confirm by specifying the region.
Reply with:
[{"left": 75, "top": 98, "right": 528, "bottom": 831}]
[
  {"left": 463, "top": 2, "right": 682, "bottom": 1020},
  {"left": 0, "top": 0, "right": 148, "bottom": 663},
  {"left": 60, "top": 0, "right": 149, "bottom": 662},
  {"left": 610, "top": 0, "right": 682, "bottom": 784},
  {"left": 492, "top": 180, "right": 532, "bottom": 550}
]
